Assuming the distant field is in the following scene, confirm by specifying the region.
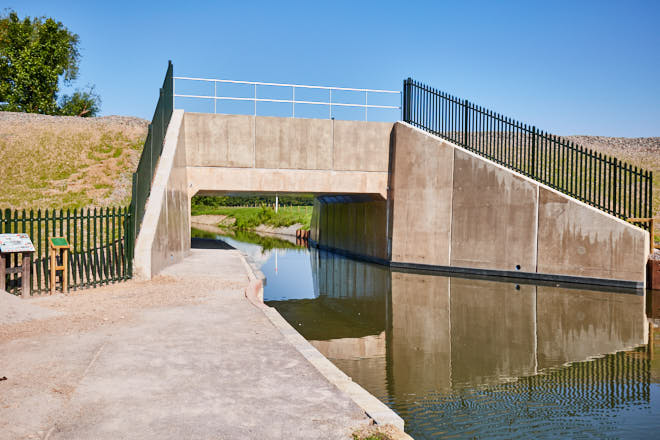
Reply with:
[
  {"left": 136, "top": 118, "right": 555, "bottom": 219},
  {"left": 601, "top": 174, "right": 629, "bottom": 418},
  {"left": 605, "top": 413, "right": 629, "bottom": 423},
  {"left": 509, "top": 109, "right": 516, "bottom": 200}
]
[
  {"left": 191, "top": 206, "right": 313, "bottom": 230},
  {"left": 0, "top": 112, "right": 147, "bottom": 210}
]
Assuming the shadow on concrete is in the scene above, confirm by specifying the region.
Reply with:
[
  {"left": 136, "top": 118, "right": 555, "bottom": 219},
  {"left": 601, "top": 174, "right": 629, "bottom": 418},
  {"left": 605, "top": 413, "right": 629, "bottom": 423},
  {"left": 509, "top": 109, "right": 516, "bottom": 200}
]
[{"left": 191, "top": 237, "right": 235, "bottom": 250}]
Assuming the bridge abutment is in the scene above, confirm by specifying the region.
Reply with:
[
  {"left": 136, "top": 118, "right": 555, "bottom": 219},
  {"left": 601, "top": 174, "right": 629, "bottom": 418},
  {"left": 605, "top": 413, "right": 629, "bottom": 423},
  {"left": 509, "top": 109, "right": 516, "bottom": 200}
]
[{"left": 135, "top": 112, "right": 650, "bottom": 288}]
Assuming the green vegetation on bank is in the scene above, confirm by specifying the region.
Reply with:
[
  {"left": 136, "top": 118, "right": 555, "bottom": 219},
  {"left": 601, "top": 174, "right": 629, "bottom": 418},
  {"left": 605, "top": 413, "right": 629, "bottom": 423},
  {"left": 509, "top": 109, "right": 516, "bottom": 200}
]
[
  {"left": 193, "top": 194, "right": 314, "bottom": 208},
  {"left": 192, "top": 205, "right": 312, "bottom": 230},
  {"left": 191, "top": 227, "right": 304, "bottom": 251}
]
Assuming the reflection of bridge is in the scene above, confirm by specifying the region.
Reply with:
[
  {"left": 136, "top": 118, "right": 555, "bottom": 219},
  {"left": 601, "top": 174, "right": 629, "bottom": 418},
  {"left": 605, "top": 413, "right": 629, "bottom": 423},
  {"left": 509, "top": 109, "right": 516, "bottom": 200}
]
[
  {"left": 293, "top": 249, "right": 649, "bottom": 406},
  {"left": 133, "top": 64, "right": 651, "bottom": 289}
]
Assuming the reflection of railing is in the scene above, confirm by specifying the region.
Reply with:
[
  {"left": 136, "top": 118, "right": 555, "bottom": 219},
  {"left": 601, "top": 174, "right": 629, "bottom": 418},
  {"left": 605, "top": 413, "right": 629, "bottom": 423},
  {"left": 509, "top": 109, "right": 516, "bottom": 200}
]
[{"left": 174, "top": 76, "right": 401, "bottom": 121}]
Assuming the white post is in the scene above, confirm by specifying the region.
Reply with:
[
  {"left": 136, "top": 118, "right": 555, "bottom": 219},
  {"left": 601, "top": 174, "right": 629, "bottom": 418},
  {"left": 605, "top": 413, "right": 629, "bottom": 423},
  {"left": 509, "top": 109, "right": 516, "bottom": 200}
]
[
  {"left": 254, "top": 84, "right": 257, "bottom": 115},
  {"left": 275, "top": 194, "right": 279, "bottom": 213},
  {"left": 329, "top": 89, "right": 332, "bottom": 119},
  {"left": 365, "top": 91, "right": 368, "bottom": 121},
  {"left": 214, "top": 81, "right": 217, "bottom": 114}
]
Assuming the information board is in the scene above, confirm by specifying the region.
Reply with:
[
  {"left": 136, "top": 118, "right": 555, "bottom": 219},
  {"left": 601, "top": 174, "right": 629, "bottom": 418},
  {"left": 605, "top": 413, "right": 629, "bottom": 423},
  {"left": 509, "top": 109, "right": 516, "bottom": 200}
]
[
  {"left": 49, "top": 237, "right": 69, "bottom": 248},
  {"left": 0, "top": 233, "right": 35, "bottom": 253}
]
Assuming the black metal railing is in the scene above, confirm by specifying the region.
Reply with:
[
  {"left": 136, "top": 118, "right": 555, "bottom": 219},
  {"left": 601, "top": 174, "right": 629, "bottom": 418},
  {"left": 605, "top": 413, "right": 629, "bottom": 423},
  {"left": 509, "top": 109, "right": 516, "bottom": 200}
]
[
  {"left": 129, "top": 61, "right": 174, "bottom": 260},
  {"left": 1, "top": 207, "right": 131, "bottom": 295},
  {"left": 402, "top": 78, "right": 654, "bottom": 229}
]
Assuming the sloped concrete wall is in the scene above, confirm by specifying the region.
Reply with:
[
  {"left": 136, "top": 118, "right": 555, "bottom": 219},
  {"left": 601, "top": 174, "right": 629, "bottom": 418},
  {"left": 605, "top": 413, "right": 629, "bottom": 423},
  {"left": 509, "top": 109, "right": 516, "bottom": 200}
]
[
  {"left": 134, "top": 110, "right": 191, "bottom": 279},
  {"left": 387, "top": 122, "right": 649, "bottom": 288}
]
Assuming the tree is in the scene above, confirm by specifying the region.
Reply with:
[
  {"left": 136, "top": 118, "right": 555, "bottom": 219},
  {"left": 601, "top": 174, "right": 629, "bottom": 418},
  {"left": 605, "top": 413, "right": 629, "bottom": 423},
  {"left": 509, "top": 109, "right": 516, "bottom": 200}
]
[
  {"left": 0, "top": 10, "right": 100, "bottom": 116},
  {"left": 58, "top": 86, "right": 101, "bottom": 117}
]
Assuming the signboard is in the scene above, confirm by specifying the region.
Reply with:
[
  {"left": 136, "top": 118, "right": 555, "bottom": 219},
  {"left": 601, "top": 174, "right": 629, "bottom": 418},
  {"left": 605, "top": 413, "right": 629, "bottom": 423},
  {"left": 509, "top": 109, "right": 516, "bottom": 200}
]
[
  {"left": 0, "top": 233, "right": 35, "bottom": 253},
  {"left": 49, "top": 237, "right": 70, "bottom": 248}
]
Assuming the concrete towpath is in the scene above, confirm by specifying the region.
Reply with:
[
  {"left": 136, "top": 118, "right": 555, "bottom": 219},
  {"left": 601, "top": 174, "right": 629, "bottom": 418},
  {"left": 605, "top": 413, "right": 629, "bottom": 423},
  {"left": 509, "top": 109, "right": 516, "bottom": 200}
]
[{"left": 0, "top": 249, "right": 371, "bottom": 439}]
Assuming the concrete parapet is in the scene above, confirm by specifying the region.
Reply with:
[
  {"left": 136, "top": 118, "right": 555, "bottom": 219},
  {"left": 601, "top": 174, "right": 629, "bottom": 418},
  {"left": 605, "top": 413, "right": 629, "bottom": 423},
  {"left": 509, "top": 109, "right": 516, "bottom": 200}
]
[
  {"left": 185, "top": 113, "right": 253, "bottom": 167},
  {"left": 333, "top": 120, "right": 393, "bottom": 172},
  {"left": 256, "top": 116, "right": 333, "bottom": 170},
  {"left": 184, "top": 113, "right": 392, "bottom": 198},
  {"left": 134, "top": 110, "right": 191, "bottom": 280}
]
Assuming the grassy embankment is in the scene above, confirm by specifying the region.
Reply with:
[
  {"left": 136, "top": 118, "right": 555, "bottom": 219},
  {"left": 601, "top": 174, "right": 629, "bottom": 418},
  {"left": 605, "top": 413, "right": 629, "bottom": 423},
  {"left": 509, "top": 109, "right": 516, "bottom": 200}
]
[
  {"left": 0, "top": 113, "right": 147, "bottom": 209},
  {"left": 191, "top": 205, "right": 313, "bottom": 230}
]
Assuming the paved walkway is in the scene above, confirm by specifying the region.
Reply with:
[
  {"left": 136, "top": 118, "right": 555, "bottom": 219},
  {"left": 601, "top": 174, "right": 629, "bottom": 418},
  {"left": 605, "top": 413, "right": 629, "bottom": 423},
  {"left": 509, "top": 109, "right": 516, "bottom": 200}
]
[{"left": 0, "top": 249, "right": 370, "bottom": 439}]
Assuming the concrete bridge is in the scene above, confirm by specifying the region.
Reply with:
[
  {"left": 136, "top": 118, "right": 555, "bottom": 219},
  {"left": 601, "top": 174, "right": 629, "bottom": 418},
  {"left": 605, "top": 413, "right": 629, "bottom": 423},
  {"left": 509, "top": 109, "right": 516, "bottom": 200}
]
[
  {"left": 134, "top": 82, "right": 650, "bottom": 289},
  {"left": 184, "top": 113, "right": 392, "bottom": 199}
]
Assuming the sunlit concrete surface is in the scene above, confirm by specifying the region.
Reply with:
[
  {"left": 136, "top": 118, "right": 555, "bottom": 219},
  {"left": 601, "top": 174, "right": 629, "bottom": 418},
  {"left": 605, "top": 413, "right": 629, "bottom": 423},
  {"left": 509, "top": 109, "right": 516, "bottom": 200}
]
[{"left": 0, "top": 250, "right": 371, "bottom": 440}]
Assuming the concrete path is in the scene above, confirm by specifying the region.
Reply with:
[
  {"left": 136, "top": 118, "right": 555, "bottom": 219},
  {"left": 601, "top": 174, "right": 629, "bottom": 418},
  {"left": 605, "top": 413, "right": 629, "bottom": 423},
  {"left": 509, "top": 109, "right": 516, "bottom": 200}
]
[{"left": 0, "top": 249, "right": 370, "bottom": 439}]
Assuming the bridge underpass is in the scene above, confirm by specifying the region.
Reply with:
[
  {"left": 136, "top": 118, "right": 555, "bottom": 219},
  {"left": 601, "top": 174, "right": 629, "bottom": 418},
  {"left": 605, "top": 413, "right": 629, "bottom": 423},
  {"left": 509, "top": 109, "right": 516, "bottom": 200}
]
[{"left": 132, "top": 68, "right": 651, "bottom": 289}]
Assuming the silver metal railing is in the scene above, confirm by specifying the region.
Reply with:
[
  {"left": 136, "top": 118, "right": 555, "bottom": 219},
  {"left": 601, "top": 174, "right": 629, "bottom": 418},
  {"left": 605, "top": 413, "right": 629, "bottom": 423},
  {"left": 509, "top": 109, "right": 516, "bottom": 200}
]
[{"left": 173, "top": 76, "right": 401, "bottom": 121}]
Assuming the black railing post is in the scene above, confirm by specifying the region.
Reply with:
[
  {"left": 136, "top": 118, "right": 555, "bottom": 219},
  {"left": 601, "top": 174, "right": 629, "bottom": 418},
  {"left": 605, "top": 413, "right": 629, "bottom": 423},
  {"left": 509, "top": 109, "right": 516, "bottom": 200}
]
[
  {"left": 612, "top": 157, "right": 618, "bottom": 216},
  {"left": 463, "top": 99, "right": 469, "bottom": 147},
  {"left": 159, "top": 88, "right": 165, "bottom": 143},
  {"left": 649, "top": 171, "right": 654, "bottom": 220},
  {"left": 531, "top": 126, "right": 537, "bottom": 178},
  {"left": 402, "top": 78, "right": 411, "bottom": 122}
]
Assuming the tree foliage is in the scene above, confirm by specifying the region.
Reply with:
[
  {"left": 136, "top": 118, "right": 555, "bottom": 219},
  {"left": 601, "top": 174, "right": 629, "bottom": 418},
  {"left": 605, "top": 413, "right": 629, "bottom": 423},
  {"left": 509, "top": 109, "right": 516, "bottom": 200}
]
[
  {"left": 58, "top": 86, "right": 101, "bottom": 117},
  {"left": 0, "top": 10, "right": 99, "bottom": 116}
]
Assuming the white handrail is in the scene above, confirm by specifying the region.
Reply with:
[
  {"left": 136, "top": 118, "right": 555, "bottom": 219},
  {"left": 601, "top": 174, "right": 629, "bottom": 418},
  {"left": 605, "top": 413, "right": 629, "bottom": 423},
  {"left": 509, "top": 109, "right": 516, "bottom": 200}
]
[
  {"left": 173, "top": 76, "right": 401, "bottom": 121},
  {"left": 174, "top": 76, "right": 400, "bottom": 94}
]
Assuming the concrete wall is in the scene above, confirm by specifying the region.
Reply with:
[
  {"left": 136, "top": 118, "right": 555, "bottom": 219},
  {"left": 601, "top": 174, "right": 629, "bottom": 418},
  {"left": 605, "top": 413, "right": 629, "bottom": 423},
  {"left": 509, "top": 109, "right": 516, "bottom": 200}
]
[
  {"left": 310, "top": 195, "right": 388, "bottom": 261},
  {"left": 387, "top": 122, "right": 649, "bottom": 288},
  {"left": 134, "top": 110, "right": 191, "bottom": 279},
  {"left": 185, "top": 113, "right": 393, "bottom": 198}
]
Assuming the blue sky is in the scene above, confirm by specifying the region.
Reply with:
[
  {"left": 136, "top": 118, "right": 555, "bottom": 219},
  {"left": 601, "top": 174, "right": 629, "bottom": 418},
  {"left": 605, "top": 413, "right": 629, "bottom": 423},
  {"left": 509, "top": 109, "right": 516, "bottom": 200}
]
[{"left": 9, "top": 0, "right": 660, "bottom": 137}]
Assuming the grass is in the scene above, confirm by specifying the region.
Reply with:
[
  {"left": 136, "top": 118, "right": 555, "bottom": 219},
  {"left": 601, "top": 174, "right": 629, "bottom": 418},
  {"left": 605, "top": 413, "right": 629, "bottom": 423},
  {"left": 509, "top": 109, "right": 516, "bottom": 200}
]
[
  {"left": 0, "top": 115, "right": 147, "bottom": 210},
  {"left": 191, "top": 206, "right": 313, "bottom": 230}
]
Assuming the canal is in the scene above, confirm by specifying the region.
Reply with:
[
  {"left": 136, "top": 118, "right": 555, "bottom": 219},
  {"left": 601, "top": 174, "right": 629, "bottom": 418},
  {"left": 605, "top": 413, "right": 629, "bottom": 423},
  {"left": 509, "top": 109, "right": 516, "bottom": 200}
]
[{"left": 193, "top": 229, "right": 660, "bottom": 439}]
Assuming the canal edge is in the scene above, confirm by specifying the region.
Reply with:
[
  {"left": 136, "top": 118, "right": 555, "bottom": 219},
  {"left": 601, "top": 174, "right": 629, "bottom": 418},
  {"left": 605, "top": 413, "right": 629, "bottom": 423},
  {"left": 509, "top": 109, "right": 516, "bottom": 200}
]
[{"left": 235, "top": 251, "right": 408, "bottom": 435}]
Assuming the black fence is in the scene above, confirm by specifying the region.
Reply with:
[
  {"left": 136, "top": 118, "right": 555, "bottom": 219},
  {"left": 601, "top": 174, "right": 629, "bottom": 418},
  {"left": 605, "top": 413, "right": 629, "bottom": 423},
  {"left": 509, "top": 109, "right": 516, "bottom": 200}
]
[
  {"left": 1, "top": 208, "right": 131, "bottom": 295},
  {"left": 130, "top": 61, "right": 174, "bottom": 245},
  {"left": 402, "top": 79, "right": 654, "bottom": 229}
]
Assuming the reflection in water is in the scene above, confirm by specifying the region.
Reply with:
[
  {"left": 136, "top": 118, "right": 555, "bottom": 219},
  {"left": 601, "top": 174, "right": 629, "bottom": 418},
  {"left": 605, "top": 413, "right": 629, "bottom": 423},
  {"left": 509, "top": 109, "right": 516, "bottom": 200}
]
[
  {"left": 199, "top": 232, "right": 659, "bottom": 438},
  {"left": 265, "top": 248, "right": 658, "bottom": 439}
]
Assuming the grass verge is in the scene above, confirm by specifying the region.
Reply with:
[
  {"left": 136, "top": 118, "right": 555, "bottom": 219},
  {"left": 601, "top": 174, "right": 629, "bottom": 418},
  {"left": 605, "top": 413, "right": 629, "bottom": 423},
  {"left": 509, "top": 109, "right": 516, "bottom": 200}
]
[{"left": 191, "top": 206, "right": 312, "bottom": 230}]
